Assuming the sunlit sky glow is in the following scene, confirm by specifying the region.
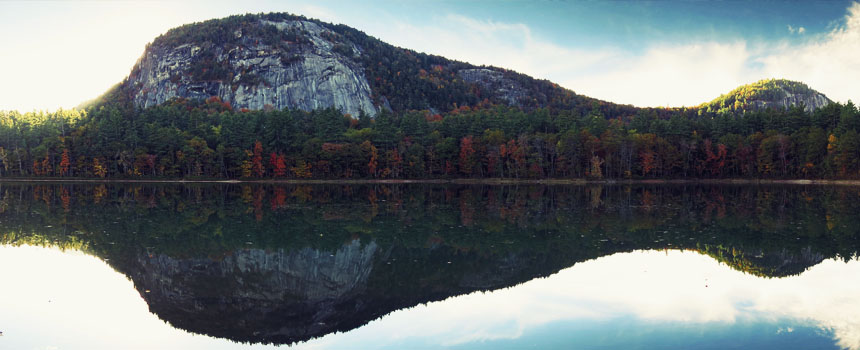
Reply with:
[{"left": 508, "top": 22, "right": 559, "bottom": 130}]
[{"left": 1, "top": 0, "right": 858, "bottom": 111}]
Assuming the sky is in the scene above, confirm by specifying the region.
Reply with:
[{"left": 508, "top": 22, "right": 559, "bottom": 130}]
[{"left": 0, "top": 0, "right": 858, "bottom": 112}]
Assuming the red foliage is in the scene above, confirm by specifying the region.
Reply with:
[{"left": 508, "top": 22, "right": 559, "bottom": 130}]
[
  {"left": 252, "top": 141, "right": 264, "bottom": 177},
  {"left": 269, "top": 152, "right": 278, "bottom": 171},
  {"left": 273, "top": 154, "right": 287, "bottom": 177},
  {"left": 640, "top": 150, "right": 656, "bottom": 176},
  {"left": 270, "top": 187, "right": 287, "bottom": 210},
  {"left": 425, "top": 113, "right": 443, "bottom": 122},
  {"left": 459, "top": 136, "right": 476, "bottom": 176},
  {"left": 59, "top": 149, "right": 70, "bottom": 176},
  {"left": 704, "top": 139, "right": 728, "bottom": 176}
]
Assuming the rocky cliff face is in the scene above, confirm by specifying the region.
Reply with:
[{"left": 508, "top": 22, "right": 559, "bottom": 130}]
[
  {"left": 458, "top": 68, "right": 531, "bottom": 106},
  {"left": 747, "top": 83, "right": 833, "bottom": 112},
  {"left": 117, "top": 13, "right": 576, "bottom": 116},
  {"left": 126, "top": 18, "right": 378, "bottom": 116},
  {"left": 701, "top": 78, "right": 834, "bottom": 114}
]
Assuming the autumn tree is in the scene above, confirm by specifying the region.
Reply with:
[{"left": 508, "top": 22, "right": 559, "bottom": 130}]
[
  {"left": 291, "top": 160, "right": 312, "bottom": 178},
  {"left": 93, "top": 158, "right": 107, "bottom": 178},
  {"left": 273, "top": 153, "right": 287, "bottom": 177},
  {"left": 364, "top": 141, "right": 379, "bottom": 178},
  {"left": 459, "top": 136, "right": 476, "bottom": 176},
  {"left": 252, "top": 141, "right": 264, "bottom": 177},
  {"left": 59, "top": 149, "right": 70, "bottom": 176}
]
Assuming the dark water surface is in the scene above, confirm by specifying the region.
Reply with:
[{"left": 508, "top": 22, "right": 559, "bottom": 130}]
[{"left": 0, "top": 183, "right": 858, "bottom": 349}]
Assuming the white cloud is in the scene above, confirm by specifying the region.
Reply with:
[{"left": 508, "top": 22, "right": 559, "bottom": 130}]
[
  {"left": 787, "top": 25, "right": 807, "bottom": 34},
  {"left": 362, "top": 14, "right": 617, "bottom": 84},
  {"left": 356, "top": 2, "right": 860, "bottom": 107},
  {"left": 758, "top": 2, "right": 860, "bottom": 103},
  {"left": 571, "top": 42, "right": 755, "bottom": 107}
]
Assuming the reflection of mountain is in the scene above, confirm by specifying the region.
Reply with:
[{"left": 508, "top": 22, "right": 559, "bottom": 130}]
[
  {"left": 1, "top": 183, "right": 858, "bottom": 345},
  {"left": 117, "top": 243, "right": 832, "bottom": 345},
  {"left": 121, "top": 242, "right": 602, "bottom": 344},
  {"left": 130, "top": 241, "right": 379, "bottom": 344},
  {"left": 701, "top": 246, "right": 827, "bottom": 278}
]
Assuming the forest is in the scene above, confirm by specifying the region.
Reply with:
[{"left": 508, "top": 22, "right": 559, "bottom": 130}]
[{"left": 0, "top": 95, "right": 859, "bottom": 180}]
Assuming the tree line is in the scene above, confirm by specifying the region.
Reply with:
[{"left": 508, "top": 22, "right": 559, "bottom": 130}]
[
  {"left": 2, "top": 183, "right": 858, "bottom": 275},
  {"left": 1, "top": 97, "right": 859, "bottom": 179}
]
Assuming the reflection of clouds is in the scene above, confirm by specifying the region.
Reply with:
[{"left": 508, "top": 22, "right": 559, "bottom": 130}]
[
  {"left": 0, "top": 245, "right": 279, "bottom": 350},
  {"left": 750, "top": 258, "right": 860, "bottom": 350},
  {"left": 302, "top": 250, "right": 860, "bottom": 349},
  {"left": 4, "top": 245, "right": 856, "bottom": 349}
]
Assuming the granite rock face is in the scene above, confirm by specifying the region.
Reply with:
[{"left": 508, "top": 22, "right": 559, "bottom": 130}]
[
  {"left": 125, "top": 19, "right": 378, "bottom": 116},
  {"left": 748, "top": 89, "right": 833, "bottom": 112},
  {"left": 458, "top": 68, "right": 531, "bottom": 106},
  {"left": 705, "top": 79, "right": 835, "bottom": 114}
]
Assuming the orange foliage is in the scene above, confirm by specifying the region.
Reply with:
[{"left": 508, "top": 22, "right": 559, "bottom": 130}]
[
  {"left": 59, "top": 149, "right": 70, "bottom": 176},
  {"left": 251, "top": 141, "right": 264, "bottom": 177}
]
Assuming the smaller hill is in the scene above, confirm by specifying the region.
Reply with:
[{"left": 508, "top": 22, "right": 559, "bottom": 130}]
[{"left": 699, "top": 79, "right": 832, "bottom": 114}]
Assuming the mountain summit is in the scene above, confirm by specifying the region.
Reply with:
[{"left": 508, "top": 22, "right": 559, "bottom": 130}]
[{"left": 700, "top": 79, "right": 832, "bottom": 114}]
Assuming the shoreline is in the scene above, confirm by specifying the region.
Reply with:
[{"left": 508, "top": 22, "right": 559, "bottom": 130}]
[{"left": 0, "top": 178, "right": 859, "bottom": 186}]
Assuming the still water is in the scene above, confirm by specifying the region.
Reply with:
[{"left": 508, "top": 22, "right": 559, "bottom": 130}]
[{"left": 0, "top": 183, "right": 858, "bottom": 349}]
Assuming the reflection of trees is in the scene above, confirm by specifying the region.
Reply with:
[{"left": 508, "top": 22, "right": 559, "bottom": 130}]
[
  {"left": 0, "top": 183, "right": 859, "bottom": 344},
  {"left": 1, "top": 183, "right": 859, "bottom": 269}
]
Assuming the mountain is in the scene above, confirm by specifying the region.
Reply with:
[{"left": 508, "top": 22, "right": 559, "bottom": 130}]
[
  {"left": 699, "top": 79, "right": 833, "bottom": 114},
  {"left": 116, "top": 13, "right": 834, "bottom": 118},
  {"left": 120, "top": 13, "right": 609, "bottom": 117}
]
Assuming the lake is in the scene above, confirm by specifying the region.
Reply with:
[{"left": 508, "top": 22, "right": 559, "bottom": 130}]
[{"left": 0, "top": 183, "right": 858, "bottom": 349}]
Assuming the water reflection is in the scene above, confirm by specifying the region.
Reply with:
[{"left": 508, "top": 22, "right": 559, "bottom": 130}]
[
  {"left": 0, "top": 245, "right": 279, "bottom": 350},
  {"left": 303, "top": 250, "right": 857, "bottom": 350},
  {"left": 0, "top": 183, "right": 858, "bottom": 349}
]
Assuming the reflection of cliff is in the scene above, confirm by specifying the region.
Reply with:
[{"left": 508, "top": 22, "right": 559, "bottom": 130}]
[
  {"left": 128, "top": 240, "right": 379, "bottom": 344},
  {"left": 1, "top": 183, "right": 859, "bottom": 345},
  {"left": 112, "top": 238, "right": 605, "bottom": 345},
  {"left": 109, "top": 240, "right": 834, "bottom": 345},
  {"left": 700, "top": 246, "right": 826, "bottom": 278}
]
